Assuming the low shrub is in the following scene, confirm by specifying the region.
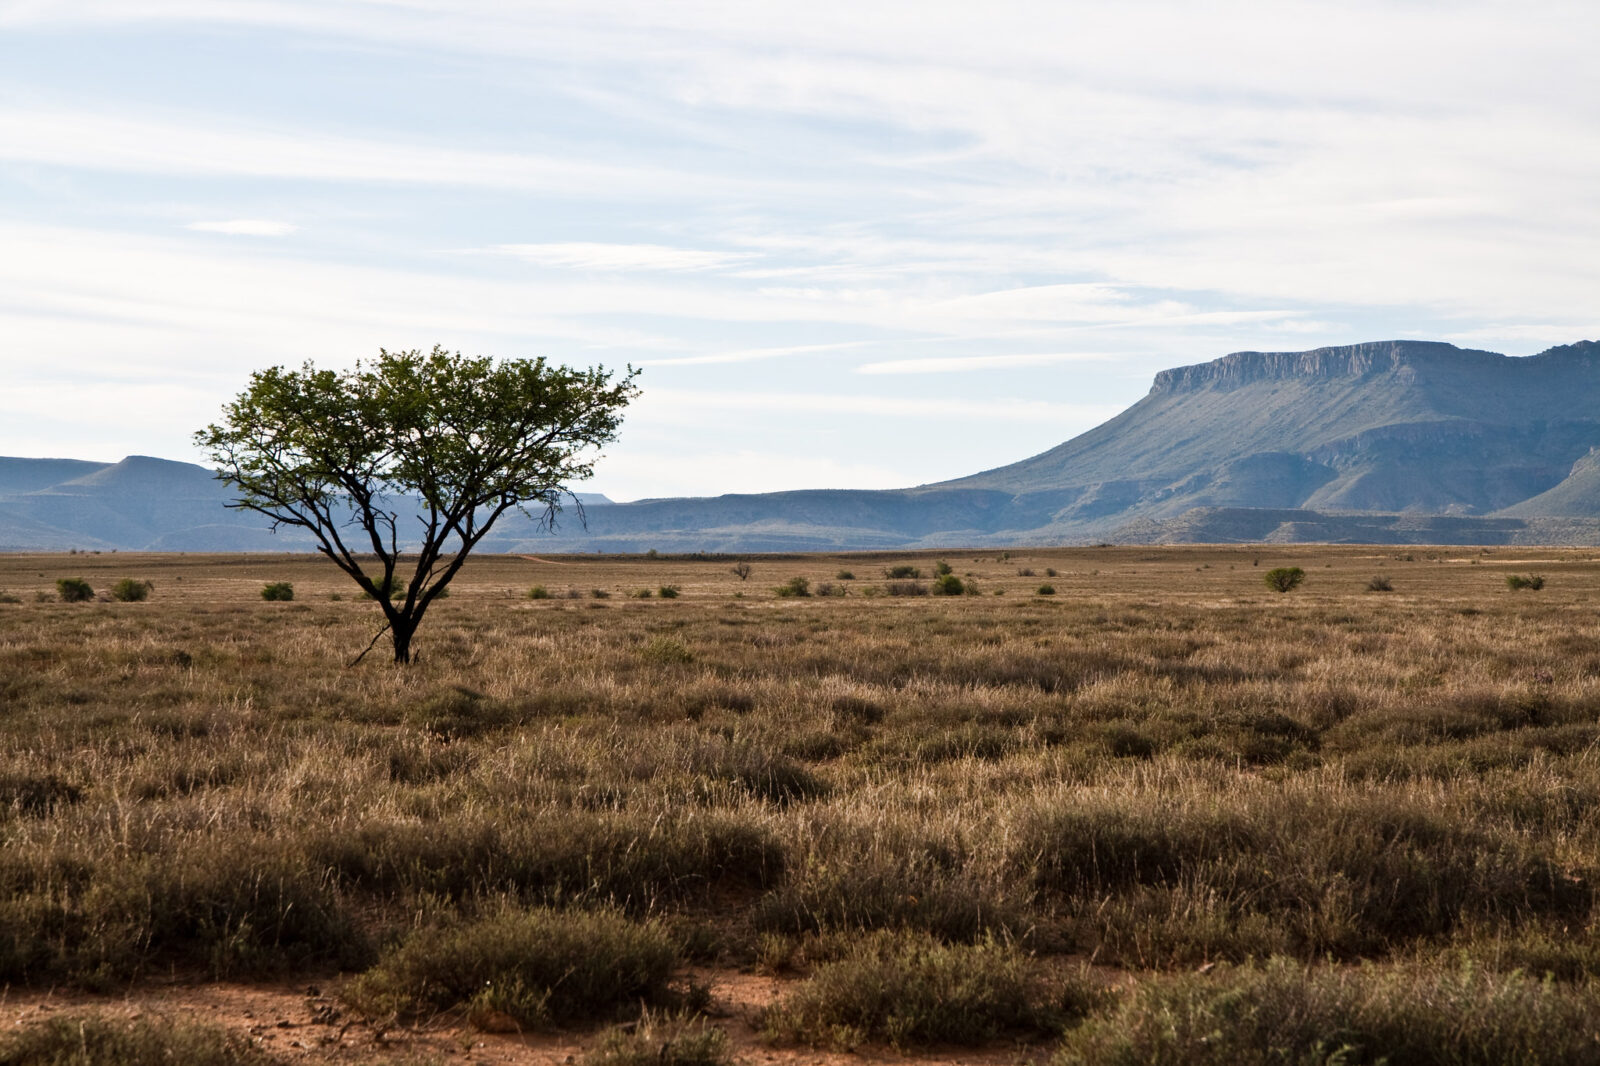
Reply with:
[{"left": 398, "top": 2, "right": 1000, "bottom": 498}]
[
  {"left": 55, "top": 577, "right": 93, "bottom": 603},
  {"left": 591, "top": 588, "right": 611, "bottom": 598},
  {"left": 1507, "top": 574, "right": 1546, "bottom": 591},
  {"left": 0, "top": 590, "right": 20, "bottom": 604},
  {"left": 883, "top": 581, "right": 927, "bottom": 596},
  {"left": 527, "top": 585, "right": 551, "bottom": 599},
  {"left": 109, "top": 578, "right": 153, "bottom": 602},
  {"left": 658, "top": 585, "right": 680, "bottom": 599},
  {"left": 640, "top": 637, "right": 694, "bottom": 665},
  {"left": 1054, "top": 958, "right": 1600, "bottom": 1066},
  {"left": 933, "top": 561, "right": 953, "bottom": 576},
  {"left": 775, "top": 576, "right": 811, "bottom": 598},
  {"left": 762, "top": 931, "right": 1099, "bottom": 1048},
  {"left": 1036, "top": 584, "right": 1056, "bottom": 596},
  {"left": 260, "top": 581, "right": 294, "bottom": 601},
  {"left": 585, "top": 1010, "right": 731, "bottom": 1066},
  {"left": 1264, "top": 567, "right": 1305, "bottom": 593},
  {"left": 885, "top": 565, "right": 920, "bottom": 579},
  {"left": 0, "top": 1013, "right": 272, "bottom": 1066},
  {"left": 1045, "top": 567, "right": 1058, "bottom": 577},
  {"left": 835, "top": 570, "right": 855, "bottom": 580},
  {"left": 635, "top": 588, "right": 653, "bottom": 598},
  {"left": 343, "top": 905, "right": 680, "bottom": 1029},
  {"left": 1366, "top": 574, "right": 1393, "bottom": 592},
  {"left": 932, "top": 574, "right": 965, "bottom": 596}
]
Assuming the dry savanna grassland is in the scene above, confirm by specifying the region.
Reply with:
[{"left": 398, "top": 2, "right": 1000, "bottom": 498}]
[{"left": 4, "top": 545, "right": 1600, "bottom": 1065}]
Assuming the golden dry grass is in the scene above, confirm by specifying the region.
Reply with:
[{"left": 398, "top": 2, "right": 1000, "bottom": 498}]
[{"left": 4, "top": 543, "right": 1600, "bottom": 1061}]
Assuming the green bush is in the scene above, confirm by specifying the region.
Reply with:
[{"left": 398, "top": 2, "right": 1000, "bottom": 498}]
[
  {"left": 260, "top": 581, "right": 295, "bottom": 601},
  {"left": 776, "top": 576, "right": 811, "bottom": 598},
  {"left": 932, "top": 574, "right": 965, "bottom": 596},
  {"left": 0, "top": 1013, "right": 272, "bottom": 1066},
  {"left": 933, "top": 561, "right": 953, "bottom": 576},
  {"left": 762, "top": 931, "right": 1100, "bottom": 1048},
  {"left": 109, "top": 578, "right": 153, "bottom": 602},
  {"left": 527, "top": 585, "right": 551, "bottom": 599},
  {"left": 885, "top": 565, "right": 920, "bottom": 579},
  {"left": 1036, "top": 584, "right": 1056, "bottom": 596},
  {"left": 658, "top": 585, "right": 680, "bottom": 599},
  {"left": 835, "top": 570, "right": 855, "bottom": 580},
  {"left": 343, "top": 905, "right": 680, "bottom": 1029},
  {"left": 1263, "top": 567, "right": 1305, "bottom": 593},
  {"left": 1507, "top": 574, "right": 1545, "bottom": 591},
  {"left": 55, "top": 577, "right": 94, "bottom": 603}
]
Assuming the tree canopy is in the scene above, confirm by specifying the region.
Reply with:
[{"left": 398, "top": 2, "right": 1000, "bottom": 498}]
[{"left": 197, "top": 346, "right": 638, "bottom": 662}]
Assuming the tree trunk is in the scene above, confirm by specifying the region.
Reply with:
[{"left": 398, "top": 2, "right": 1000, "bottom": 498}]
[{"left": 391, "top": 618, "right": 416, "bottom": 664}]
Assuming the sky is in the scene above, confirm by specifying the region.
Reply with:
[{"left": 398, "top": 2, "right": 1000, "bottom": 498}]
[{"left": 2, "top": 1, "right": 1598, "bottom": 501}]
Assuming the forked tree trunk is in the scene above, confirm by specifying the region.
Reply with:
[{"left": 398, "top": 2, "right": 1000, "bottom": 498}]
[{"left": 391, "top": 617, "right": 417, "bottom": 664}]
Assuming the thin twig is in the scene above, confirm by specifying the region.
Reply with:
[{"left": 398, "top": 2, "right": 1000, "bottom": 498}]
[{"left": 347, "top": 621, "right": 392, "bottom": 668}]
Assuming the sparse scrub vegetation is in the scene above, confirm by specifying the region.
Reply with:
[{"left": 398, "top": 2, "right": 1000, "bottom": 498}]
[
  {"left": 4, "top": 546, "right": 1600, "bottom": 1059},
  {"left": 1367, "top": 573, "right": 1393, "bottom": 591},
  {"left": 0, "top": 1013, "right": 273, "bottom": 1066},
  {"left": 775, "top": 576, "right": 811, "bottom": 597},
  {"left": 260, "top": 581, "right": 294, "bottom": 601},
  {"left": 527, "top": 584, "right": 551, "bottom": 599},
  {"left": 1507, "top": 573, "right": 1546, "bottom": 590}
]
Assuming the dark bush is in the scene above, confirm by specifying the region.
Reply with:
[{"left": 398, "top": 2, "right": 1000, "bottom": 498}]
[
  {"left": 885, "top": 565, "right": 921, "bottom": 579},
  {"left": 775, "top": 576, "right": 811, "bottom": 598},
  {"left": 0, "top": 1013, "right": 272, "bottom": 1066},
  {"left": 260, "top": 581, "right": 294, "bottom": 601},
  {"left": 1507, "top": 574, "right": 1545, "bottom": 591},
  {"left": 55, "top": 578, "right": 93, "bottom": 603},
  {"left": 932, "top": 574, "right": 965, "bottom": 596},
  {"left": 110, "top": 578, "right": 153, "bottom": 602}
]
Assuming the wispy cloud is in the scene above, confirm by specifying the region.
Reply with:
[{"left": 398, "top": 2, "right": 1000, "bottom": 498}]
[
  {"left": 489, "top": 242, "right": 749, "bottom": 273},
  {"left": 185, "top": 219, "right": 297, "bottom": 237},
  {"left": 857, "top": 352, "right": 1117, "bottom": 375}
]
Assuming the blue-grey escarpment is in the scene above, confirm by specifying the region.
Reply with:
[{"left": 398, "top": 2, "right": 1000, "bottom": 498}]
[{"left": 7, "top": 340, "right": 1600, "bottom": 550}]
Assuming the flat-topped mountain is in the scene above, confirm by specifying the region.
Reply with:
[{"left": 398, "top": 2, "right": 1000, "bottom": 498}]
[{"left": 7, "top": 339, "right": 1600, "bottom": 550}]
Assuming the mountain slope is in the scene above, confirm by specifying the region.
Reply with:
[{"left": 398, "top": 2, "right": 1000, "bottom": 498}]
[{"left": 5, "top": 339, "right": 1600, "bottom": 550}]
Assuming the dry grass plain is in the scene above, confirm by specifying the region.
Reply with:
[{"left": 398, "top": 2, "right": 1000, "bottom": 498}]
[{"left": 5, "top": 544, "right": 1600, "bottom": 1064}]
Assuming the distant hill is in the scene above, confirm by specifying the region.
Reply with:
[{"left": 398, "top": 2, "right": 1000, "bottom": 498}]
[{"left": 6, "top": 339, "right": 1600, "bottom": 550}]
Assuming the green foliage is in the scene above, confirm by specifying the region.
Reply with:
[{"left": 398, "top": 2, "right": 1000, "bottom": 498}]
[
  {"left": 109, "top": 579, "right": 153, "bottom": 603},
  {"left": 1507, "top": 574, "right": 1546, "bottom": 591},
  {"left": 1264, "top": 566, "right": 1305, "bottom": 593},
  {"left": 658, "top": 585, "right": 680, "bottom": 599},
  {"left": 343, "top": 905, "right": 680, "bottom": 1029},
  {"left": 634, "top": 588, "right": 653, "bottom": 598},
  {"left": 196, "top": 346, "right": 638, "bottom": 662},
  {"left": 527, "top": 585, "right": 550, "bottom": 599},
  {"left": 885, "top": 565, "right": 920, "bottom": 579},
  {"left": 762, "top": 931, "right": 1100, "bottom": 1048},
  {"left": 931, "top": 573, "right": 965, "bottom": 596},
  {"left": 1036, "top": 584, "right": 1056, "bottom": 596},
  {"left": 933, "top": 561, "right": 953, "bottom": 576},
  {"left": 55, "top": 578, "right": 93, "bottom": 603},
  {"left": 585, "top": 1010, "right": 731, "bottom": 1066},
  {"left": 0, "top": 1013, "right": 272, "bottom": 1066},
  {"left": 1054, "top": 958, "right": 1600, "bottom": 1066},
  {"left": 260, "top": 581, "right": 294, "bottom": 601},
  {"left": 835, "top": 570, "right": 855, "bottom": 580},
  {"left": 776, "top": 576, "right": 811, "bottom": 598}
]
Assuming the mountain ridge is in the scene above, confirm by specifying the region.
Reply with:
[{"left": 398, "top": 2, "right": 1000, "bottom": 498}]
[{"left": 6, "top": 338, "right": 1600, "bottom": 551}]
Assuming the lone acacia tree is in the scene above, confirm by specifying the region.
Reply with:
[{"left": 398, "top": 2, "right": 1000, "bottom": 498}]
[{"left": 197, "top": 346, "right": 638, "bottom": 663}]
